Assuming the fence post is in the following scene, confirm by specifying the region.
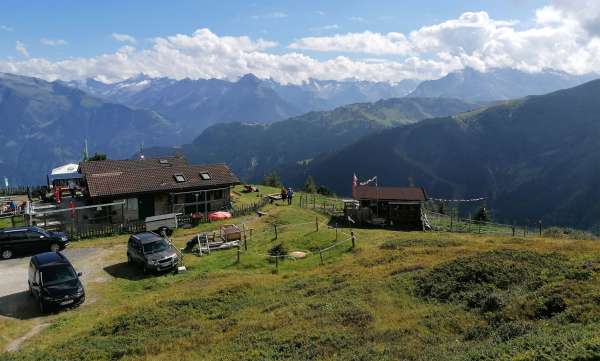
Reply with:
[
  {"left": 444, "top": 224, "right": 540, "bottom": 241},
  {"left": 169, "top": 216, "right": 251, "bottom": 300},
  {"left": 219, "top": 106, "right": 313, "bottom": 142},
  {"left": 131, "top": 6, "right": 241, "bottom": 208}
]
[
  {"left": 512, "top": 222, "right": 515, "bottom": 237},
  {"left": 316, "top": 216, "right": 319, "bottom": 232},
  {"left": 274, "top": 224, "right": 278, "bottom": 239},
  {"left": 319, "top": 248, "right": 324, "bottom": 265},
  {"left": 243, "top": 224, "right": 248, "bottom": 251},
  {"left": 467, "top": 213, "right": 471, "bottom": 233},
  {"left": 351, "top": 231, "right": 356, "bottom": 249},
  {"left": 236, "top": 246, "right": 240, "bottom": 264},
  {"left": 335, "top": 223, "right": 338, "bottom": 241},
  {"left": 538, "top": 220, "right": 542, "bottom": 237},
  {"left": 478, "top": 222, "right": 481, "bottom": 234},
  {"left": 450, "top": 212, "right": 453, "bottom": 232},
  {"left": 275, "top": 255, "right": 279, "bottom": 270},
  {"left": 250, "top": 229, "right": 253, "bottom": 244}
]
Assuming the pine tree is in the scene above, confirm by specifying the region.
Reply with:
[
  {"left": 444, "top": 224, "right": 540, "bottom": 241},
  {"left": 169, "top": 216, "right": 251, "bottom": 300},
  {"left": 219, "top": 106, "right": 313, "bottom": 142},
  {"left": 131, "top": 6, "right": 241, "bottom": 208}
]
[
  {"left": 88, "top": 152, "right": 107, "bottom": 161},
  {"left": 262, "top": 171, "right": 282, "bottom": 188},
  {"left": 474, "top": 207, "right": 490, "bottom": 223},
  {"left": 304, "top": 176, "right": 317, "bottom": 194}
]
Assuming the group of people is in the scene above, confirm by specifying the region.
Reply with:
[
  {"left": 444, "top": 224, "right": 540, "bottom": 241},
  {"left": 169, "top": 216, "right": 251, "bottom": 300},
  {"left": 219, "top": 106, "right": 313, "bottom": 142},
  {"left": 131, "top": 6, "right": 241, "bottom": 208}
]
[
  {"left": 0, "top": 200, "right": 26, "bottom": 215},
  {"left": 280, "top": 187, "right": 294, "bottom": 205}
]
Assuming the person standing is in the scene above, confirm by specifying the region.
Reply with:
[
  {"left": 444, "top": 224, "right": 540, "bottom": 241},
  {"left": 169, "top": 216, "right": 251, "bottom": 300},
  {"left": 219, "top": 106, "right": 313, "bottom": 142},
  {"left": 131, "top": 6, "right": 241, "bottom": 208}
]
[
  {"left": 280, "top": 187, "right": 287, "bottom": 204},
  {"left": 287, "top": 187, "right": 293, "bottom": 205}
]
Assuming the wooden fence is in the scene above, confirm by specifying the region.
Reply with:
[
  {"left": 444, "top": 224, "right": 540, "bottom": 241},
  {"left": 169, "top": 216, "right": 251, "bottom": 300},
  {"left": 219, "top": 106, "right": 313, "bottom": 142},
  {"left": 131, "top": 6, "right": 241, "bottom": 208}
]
[
  {"left": 425, "top": 210, "right": 541, "bottom": 237},
  {"left": 231, "top": 197, "right": 270, "bottom": 218},
  {"left": 66, "top": 221, "right": 146, "bottom": 240}
]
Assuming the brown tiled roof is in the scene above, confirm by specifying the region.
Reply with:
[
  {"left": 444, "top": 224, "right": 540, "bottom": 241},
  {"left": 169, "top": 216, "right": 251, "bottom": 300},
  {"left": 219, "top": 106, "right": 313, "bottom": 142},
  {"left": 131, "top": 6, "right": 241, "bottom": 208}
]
[
  {"left": 80, "top": 157, "right": 240, "bottom": 198},
  {"left": 354, "top": 186, "right": 427, "bottom": 202}
]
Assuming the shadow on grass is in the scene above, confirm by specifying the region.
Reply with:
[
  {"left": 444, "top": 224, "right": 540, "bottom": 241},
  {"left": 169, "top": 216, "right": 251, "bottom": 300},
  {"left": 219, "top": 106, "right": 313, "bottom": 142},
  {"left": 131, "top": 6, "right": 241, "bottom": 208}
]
[
  {"left": 0, "top": 291, "right": 42, "bottom": 320},
  {"left": 103, "top": 262, "right": 149, "bottom": 281}
]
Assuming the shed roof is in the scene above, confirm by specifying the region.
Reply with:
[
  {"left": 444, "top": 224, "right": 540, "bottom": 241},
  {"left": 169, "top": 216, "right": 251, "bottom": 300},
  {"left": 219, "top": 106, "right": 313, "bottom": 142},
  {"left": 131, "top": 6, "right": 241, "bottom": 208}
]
[
  {"left": 80, "top": 157, "right": 240, "bottom": 198},
  {"left": 354, "top": 186, "right": 427, "bottom": 202}
]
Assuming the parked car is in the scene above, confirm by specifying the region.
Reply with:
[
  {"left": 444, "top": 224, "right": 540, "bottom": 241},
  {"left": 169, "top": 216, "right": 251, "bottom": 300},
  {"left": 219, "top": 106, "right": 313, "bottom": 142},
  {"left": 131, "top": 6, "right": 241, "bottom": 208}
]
[
  {"left": 28, "top": 252, "right": 85, "bottom": 312},
  {"left": 0, "top": 226, "right": 69, "bottom": 260},
  {"left": 127, "top": 232, "right": 179, "bottom": 273}
]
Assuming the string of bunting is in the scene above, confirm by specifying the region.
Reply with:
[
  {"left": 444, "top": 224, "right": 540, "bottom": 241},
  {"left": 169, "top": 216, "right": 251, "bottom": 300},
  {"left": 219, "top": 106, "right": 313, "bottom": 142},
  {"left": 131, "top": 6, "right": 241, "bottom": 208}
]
[{"left": 430, "top": 197, "right": 486, "bottom": 203}]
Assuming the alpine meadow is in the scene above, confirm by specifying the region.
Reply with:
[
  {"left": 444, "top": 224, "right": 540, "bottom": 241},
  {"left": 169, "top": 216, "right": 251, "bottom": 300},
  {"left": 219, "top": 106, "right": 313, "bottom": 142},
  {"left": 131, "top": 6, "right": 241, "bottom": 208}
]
[{"left": 2, "top": 1, "right": 600, "bottom": 360}]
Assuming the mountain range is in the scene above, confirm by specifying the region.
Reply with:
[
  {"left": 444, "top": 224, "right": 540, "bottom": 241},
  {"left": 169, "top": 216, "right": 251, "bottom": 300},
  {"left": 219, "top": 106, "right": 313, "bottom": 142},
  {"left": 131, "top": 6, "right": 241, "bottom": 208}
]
[
  {"left": 408, "top": 67, "right": 596, "bottom": 101},
  {"left": 303, "top": 79, "right": 600, "bottom": 230},
  {"left": 0, "top": 73, "right": 179, "bottom": 185},
  {"left": 70, "top": 74, "right": 419, "bottom": 141},
  {"left": 141, "top": 97, "right": 481, "bottom": 181}
]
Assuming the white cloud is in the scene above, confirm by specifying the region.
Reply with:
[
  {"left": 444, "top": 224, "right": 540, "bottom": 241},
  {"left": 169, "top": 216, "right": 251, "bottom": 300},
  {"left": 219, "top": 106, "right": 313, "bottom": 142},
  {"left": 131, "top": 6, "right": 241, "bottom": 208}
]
[
  {"left": 348, "top": 16, "right": 366, "bottom": 23},
  {"left": 309, "top": 24, "right": 341, "bottom": 32},
  {"left": 251, "top": 12, "right": 287, "bottom": 20},
  {"left": 111, "top": 33, "right": 137, "bottom": 44},
  {"left": 290, "top": 31, "right": 412, "bottom": 55},
  {"left": 2, "top": 5, "right": 600, "bottom": 84},
  {"left": 0, "top": 25, "right": 13, "bottom": 32},
  {"left": 289, "top": 10, "right": 600, "bottom": 75},
  {"left": 15, "top": 41, "right": 29, "bottom": 58},
  {"left": 40, "top": 38, "right": 67, "bottom": 46}
]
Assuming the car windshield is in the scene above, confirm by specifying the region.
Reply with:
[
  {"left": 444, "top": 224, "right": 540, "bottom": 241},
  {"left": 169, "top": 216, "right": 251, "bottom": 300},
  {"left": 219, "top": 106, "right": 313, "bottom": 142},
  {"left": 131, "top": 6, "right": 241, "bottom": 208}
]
[
  {"left": 143, "top": 239, "right": 169, "bottom": 254},
  {"left": 41, "top": 265, "right": 77, "bottom": 286},
  {"left": 32, "top": 228, "right": 50, "bottom": 237}
]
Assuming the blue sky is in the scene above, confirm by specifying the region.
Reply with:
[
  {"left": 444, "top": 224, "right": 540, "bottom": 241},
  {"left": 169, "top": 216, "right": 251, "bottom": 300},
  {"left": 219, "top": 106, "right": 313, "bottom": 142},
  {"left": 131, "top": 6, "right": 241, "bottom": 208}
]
[
  {"left": 0, "top": 0, "right": 547, "bottom": 59},
  {"left": 0, "top": 0, "right": 597, "bottom": 83}
]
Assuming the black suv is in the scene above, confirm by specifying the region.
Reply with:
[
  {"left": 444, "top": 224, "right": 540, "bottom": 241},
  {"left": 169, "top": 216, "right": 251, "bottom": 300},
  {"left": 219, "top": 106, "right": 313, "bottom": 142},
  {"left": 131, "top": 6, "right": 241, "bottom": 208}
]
[
  {"left": 28, "top": 252, "right": 85, "bottom": 312},
  {"left": 127, "top": 232, "right": 179, "bottom": 273},
  {"left": 0, "top": 227, "right": 69, "bottom": 260}
]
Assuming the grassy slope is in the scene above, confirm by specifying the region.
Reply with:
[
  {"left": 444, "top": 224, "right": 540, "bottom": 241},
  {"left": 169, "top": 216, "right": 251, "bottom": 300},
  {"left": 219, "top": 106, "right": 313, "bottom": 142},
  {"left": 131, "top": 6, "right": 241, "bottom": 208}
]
[{"left": 2, "top": 189, "right": 600, "bottom": 360}]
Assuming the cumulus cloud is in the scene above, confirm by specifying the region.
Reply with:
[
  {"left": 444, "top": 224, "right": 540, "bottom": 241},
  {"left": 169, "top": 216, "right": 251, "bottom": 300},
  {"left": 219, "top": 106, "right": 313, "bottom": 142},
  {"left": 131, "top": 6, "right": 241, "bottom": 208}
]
[
  {"left": 111, "top": 33, "right": 137, "bottom": 44},
  {"left": 290, "top": 31, "right": 412, "bottom": 55},
  {"left": 40, "top": 38, "right": 67, "bottom": 46},
  {"left": 15, "top": 41, "right": 29, "bottom": 58},
  {"left": 290, "top": 10, "right": 600, "bottom": 75},
  {"left": 2, "top": 5, "right": 600, "bottom": 84}
]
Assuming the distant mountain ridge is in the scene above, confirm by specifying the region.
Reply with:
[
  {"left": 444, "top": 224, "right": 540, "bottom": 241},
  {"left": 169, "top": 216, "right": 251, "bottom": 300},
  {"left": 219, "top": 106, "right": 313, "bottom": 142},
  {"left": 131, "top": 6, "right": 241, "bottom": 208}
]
[
  {"left": 303, "top": 79, "right": 600, "bottom": 229},
  {"left": 0, "top": 73, "right": 180, "bottom": 184},
  {"left": 69, "top": 74, "right": 419, "bottom": 141},
  {"left": 408, "top": 67, "right": 596, "bottom": 101},
  {"left": 142, "top": 97, "right": 482, "bottom": 182}
]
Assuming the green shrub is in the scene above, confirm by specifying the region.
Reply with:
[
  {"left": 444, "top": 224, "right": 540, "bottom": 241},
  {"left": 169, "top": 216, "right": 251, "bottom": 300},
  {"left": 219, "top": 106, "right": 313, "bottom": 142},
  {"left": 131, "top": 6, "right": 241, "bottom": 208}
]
[{"left": 543, "top": 226, "right": 597, "bottom": 240}]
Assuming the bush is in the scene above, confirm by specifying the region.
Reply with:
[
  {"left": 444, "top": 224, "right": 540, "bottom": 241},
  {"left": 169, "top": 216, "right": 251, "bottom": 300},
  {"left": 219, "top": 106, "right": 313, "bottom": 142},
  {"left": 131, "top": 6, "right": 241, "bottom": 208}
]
[
  {"left": 414, "top": 250, "right": 574, "bottom": 310},
  {"left": 268, "top": 243, "right": 288, "bottom": 258},
  {"left": 543, "top": 226, "right": 597, "bottom": 240}
]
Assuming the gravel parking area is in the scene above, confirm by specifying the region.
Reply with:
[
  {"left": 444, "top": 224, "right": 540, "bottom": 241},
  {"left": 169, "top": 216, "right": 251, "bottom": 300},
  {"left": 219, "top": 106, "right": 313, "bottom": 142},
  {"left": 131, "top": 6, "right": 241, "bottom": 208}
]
[{"left": 0, "top": 248, "right": 103, "bottom": 320}]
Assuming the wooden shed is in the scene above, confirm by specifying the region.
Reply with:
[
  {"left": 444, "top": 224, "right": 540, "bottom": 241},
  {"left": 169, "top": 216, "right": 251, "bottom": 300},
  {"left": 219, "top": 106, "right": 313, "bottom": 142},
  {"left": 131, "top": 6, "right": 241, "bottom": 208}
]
[{"left": 348, "top": 186, "right": 428, "bottom": 230}]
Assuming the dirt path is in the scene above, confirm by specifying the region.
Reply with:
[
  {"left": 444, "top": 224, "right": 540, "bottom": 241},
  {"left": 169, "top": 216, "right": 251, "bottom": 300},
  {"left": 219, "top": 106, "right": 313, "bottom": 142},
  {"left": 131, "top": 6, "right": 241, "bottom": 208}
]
[{"left": 4, "top": 323, "right": 50, "bottom": 353}]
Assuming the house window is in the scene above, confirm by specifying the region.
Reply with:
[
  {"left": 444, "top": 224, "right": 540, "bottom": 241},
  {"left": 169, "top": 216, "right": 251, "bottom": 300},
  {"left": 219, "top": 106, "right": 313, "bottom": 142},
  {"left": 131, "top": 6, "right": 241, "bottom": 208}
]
[
  {"left": 127, "top": 198, "right": 138, "bottom": 211},
  {"left": 200, "top": 172, "right": 211, "bottom": 180},
  {"left": 213, "top": 190, "right": 223, "bottom": 199},
  {"left": 174, "top": 174, "right": 186, "bottom": 183}
]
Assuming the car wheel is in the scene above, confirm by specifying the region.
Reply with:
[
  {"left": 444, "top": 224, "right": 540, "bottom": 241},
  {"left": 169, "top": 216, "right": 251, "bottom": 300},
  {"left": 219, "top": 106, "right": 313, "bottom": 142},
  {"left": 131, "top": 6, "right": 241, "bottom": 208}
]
[
  {"left": 49, "top": 243, "right": 60, "bottom": 252},
  {"left": 1, "top": 249, "right": 13, "bottom": 259}
]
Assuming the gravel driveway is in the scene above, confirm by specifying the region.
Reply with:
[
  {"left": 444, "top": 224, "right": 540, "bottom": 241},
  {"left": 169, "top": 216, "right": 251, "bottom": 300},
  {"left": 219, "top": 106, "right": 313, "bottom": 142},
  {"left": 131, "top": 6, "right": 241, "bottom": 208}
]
[{"left": 0, "top": 248, "right": 103, "bottom": 320}]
